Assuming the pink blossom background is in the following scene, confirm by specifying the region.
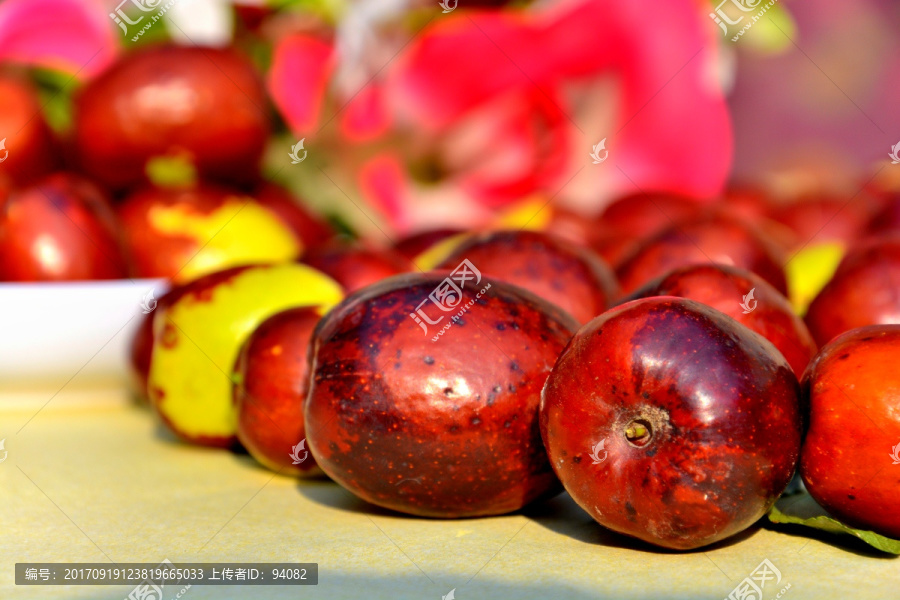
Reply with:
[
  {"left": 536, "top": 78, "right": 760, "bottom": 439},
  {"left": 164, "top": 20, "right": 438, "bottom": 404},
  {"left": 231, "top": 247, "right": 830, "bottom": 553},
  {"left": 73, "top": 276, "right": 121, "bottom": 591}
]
[{"left": 1, "top": 0, "right": 895, "bottom": 234}]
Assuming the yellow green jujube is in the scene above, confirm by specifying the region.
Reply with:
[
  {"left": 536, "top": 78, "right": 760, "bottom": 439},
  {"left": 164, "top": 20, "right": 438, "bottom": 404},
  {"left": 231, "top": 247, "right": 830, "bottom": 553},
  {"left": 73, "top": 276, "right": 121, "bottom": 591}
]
[{"left": 147, "top": 263, "right": 343, "bottom": 446}]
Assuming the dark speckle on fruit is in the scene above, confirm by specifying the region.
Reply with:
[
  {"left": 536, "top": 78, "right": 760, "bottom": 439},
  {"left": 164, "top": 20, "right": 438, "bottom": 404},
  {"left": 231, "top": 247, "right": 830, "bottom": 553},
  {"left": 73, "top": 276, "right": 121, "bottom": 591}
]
[
  {"left": 625, "top": 502, "right": 637, "bottom": 521},
  {"left": 160, "top": 322, "right": 178, "bottom": 349},
  {"left": 305, "top": 272, "right": 579, "bottom": 517},
  {"left": 539, "top": 296, "right": 801, "bottom": 550}
]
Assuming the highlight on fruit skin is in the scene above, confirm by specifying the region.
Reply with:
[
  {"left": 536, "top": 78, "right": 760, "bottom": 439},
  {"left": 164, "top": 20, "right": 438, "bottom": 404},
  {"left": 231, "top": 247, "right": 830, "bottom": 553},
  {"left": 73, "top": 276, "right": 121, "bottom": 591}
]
[
  {"left": 804, "top": 237, "right": 900, "bottom": 347},
  {"left": 72, "top": 44, "right": 271, "bottom": 191},
  {"left": 540, "top": 296, "right": 802, "bottom": 550},
  {"left": 800, "top": 324, "right": 900, "bottom": 540},
  {"left": 624, "top": 263, "right": 817, "bottom": 376},
  {"left": 304, "top": 272, "right": 580, "bottom": 518},
  {"left": 233, "top": 305, "right": 327, "bottom": 478},
  {"left": 433, "top": 229, "right": 620, "bottom": 324}
]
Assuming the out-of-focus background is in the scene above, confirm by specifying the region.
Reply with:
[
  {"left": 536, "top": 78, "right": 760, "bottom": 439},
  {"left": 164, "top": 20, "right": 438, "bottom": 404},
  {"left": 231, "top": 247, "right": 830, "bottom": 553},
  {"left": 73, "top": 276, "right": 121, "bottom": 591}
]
[{"left": 1, "top": 0, "right": 897, "bottom": 390}]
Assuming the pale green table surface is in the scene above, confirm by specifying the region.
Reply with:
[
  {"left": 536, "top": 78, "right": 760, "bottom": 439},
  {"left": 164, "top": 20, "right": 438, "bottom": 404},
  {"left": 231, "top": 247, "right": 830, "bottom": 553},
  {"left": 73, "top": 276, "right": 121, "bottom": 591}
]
[{"left": 2, "top": 391, "right": 898, "bottom": 600}]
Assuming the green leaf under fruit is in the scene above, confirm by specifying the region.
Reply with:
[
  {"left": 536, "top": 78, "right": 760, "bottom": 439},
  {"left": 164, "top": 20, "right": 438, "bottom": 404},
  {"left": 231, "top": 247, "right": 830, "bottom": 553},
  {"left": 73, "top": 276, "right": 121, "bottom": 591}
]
[{"left": 768, "top": 504, "right": 900, "bottom": 554}]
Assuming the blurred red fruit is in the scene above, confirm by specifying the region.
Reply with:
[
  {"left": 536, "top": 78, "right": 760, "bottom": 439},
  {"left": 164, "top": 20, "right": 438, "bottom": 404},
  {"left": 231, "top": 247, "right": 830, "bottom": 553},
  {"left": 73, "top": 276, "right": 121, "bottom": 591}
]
[
  {"left": 73, "top": 45, "right": 270, "bottom": 191},
  {"left": 0, "top": 172, "right": 127, "bottom": 281}
]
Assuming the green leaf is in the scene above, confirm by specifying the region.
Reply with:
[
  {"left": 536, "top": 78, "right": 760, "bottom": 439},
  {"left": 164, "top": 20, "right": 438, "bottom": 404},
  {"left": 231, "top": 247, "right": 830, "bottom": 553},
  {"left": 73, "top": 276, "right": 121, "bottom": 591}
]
[
  {"left": 31, "top": 67, "right": 78, "bottom": 134},
  {"left": 768, "top": 504, "right": 900, "bottom": 554}
]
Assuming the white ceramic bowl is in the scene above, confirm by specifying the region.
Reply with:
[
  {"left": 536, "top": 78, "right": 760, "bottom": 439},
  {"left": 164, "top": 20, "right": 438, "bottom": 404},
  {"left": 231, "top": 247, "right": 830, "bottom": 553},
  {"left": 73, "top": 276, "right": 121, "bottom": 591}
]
[{"left": 0, "top": 278, "right": 167, "bottom": 401}]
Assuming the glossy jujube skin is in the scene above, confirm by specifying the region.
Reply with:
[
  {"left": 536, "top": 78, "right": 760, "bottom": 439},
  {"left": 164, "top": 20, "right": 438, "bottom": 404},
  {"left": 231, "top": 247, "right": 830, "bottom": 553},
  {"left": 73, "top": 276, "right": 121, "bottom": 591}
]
[
  {"left": 305, "top": 273, "right": 579, "bottom": 517},
  {"left": 73, "top": 45, "right": 269, "bottom": 190},
  {"left": 0, "top": 173, "right": 128, "bottom": 281},
  {"left": 625, "top": 264, "right": 817, "bottom": 375},
  {"left": 804, "top": 237, "right": 900, "bottom": 347},
  {"left": 435, "top": 230, "right": 619, "bottom": 324},
  {"left": 616, "top": 213, "right": 787, "bottom": 295},
  {"left": 800, "top": 326, "right": 900, "bottom": 538},
  {"left": 540, "top": 297, "right": 802, "bottom": 550},
  {"left": 234, "top": 307, "right": 323, "bottom": 477}
]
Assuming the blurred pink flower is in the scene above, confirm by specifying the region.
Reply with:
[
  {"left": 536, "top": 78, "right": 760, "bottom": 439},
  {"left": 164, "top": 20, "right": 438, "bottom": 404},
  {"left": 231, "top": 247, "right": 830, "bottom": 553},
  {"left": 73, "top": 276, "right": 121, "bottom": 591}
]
[
  {"left": 0, "top": 0, "right": 118, "bottom": 77},
  {"left": 269, "top": 0, "right": 732, "bottom": 235}
]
